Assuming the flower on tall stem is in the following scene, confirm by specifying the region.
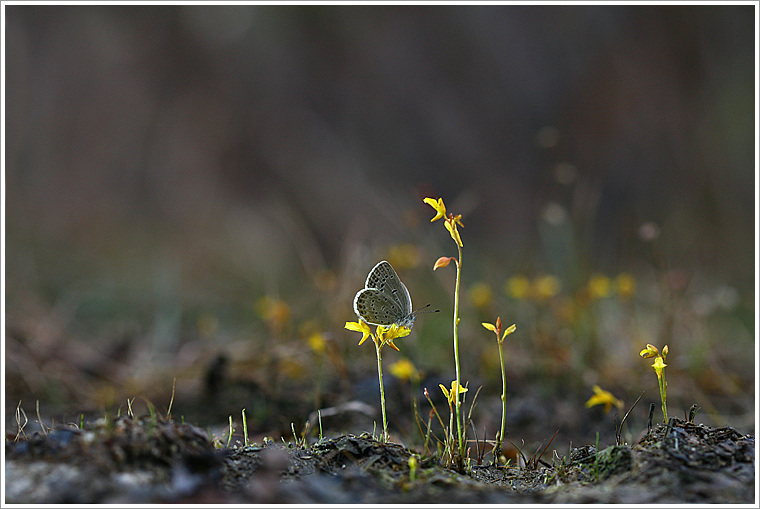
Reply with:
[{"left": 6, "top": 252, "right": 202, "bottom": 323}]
[
  {"left": 345, "top": 320, "right": 411, "bottom": 442},
  {"left": 482, "top": 317, "right": 516, "bottom": 460},
  {"left": 640, "top": 343, "right": 669, "bottom": 423},
  {"left": 425, "top": 196, "right": 467, "bottom": 467}
]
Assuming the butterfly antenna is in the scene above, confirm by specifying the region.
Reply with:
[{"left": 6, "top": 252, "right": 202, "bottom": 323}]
[{"left": 414, "top": 303, "right": 440, "bottom": 315}]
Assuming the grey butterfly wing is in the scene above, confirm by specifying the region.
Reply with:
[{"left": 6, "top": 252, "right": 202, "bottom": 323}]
[
  {"left": 354, "top": 288, "right": 405, "bottom": 326},
  {"left": 365, "top": 261, "right": 413, "bottom": 314}
]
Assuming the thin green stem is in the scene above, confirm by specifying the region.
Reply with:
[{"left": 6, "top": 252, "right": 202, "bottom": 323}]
[
  {"left": 376, "top": 341, "right": 388, "bottom": 443},
  {"left": 453, "top": 243, "right": 464, "bottom": 459},
  {"left": 658, "top": 373, "right": 668, "bottom": 423},
  {"left": 497, "top": 340, "right": 507, "bottom": 451}
]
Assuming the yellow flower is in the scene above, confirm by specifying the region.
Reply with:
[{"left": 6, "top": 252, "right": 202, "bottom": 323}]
[
  {"left": 389, "top": 358, "right": 418, "bottom": 383},
  {"left": 307, "top": 331, "right": 327, "bottom": 355},
  {"left": 482, "top": 321, "right": 498, "bottom": 333},
  {"left": 255, "top": 296, "right": 291, "bottom": 333},
  {"left": 387, "top": 243, "right": 421, "bottom": 270},
  {"left": 485, "top": 317, "right": 517, "bottom": 342},
  {"left": 469, "top": 282, "right": 493, "bottom": 309},
  {"left": 424, "top": 197, "right": 446, "bottom": 222},
  {"left": 379, "top": 323, "right": 411, "bottom": 352},
  {"left": 502, "top": 323, "right": 517, "bottom": 339},
  {"left": 639, "top": 344, "right": 659, "bottom": 358},
  {"left": 652, "top": 356, "right": 667, "bottom": 379},
  {"left": 614, "top": 273, "right": 636, "bottom": 299},
  {"left": 587, "top": 273, "right": 611, "bottom": 299},
  {"left": 585, "top": 385, "right": 624, "bottom": 413},
  {"left": 345, "top": 320, "right": 372, "bottom": 346},
  {"left": 439, "top": 380, "right": 468, "bottom": 405},
  {"left": 424, "top": 196, "right": 464, "bottom": 247},
  {"left": 506, "top": 275, "right": 530, "bottom": 299},
  {"left": 444, "top": 217, "right": 463, "bottom": 247},
  {"left": 532, "top": 274, "right": 561, "bottom": 299}
]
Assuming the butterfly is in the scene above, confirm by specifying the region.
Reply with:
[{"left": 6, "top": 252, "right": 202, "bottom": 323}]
[{"left": 353, "top": 260, "right": 434, "bottom": 328}]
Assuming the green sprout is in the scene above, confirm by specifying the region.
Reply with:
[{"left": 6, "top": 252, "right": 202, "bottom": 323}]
[
  {"left": 345, "top": 319, "right": 410, "bottom": 442},
  {"left": 482, "top": 317, "right": 516, "bottom": 461},
  {"left": 425, "top": 196, "right": 467, "bottom": 463},
  {"left": 439, "top": 380, "right": 469, "bottom": 464},
  {"left": 640, "top": 343, "right": 669, "bottom": 423}
]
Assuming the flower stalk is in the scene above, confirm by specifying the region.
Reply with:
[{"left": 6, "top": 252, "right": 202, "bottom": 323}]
[
  {"left": 345, "top": 320, "right": 410, "bottom": 442},
  {"left": 640, "top": 343, "right": 669, "bottom": 423},
  {"left": 425, "top": 197, "right": 467, "bottom": 462},
  {"left": 482, "top": 318, "right": 516, "bottom": 457}
]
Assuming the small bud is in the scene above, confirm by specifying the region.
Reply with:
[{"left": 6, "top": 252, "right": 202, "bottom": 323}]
[{"left": 433, "top": 256, "right": 455, "bottom": 270}]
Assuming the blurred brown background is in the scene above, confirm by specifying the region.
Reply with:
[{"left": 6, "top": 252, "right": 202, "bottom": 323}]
[{"left": 4, "top": 5, "right": 755, "bottom": 446}]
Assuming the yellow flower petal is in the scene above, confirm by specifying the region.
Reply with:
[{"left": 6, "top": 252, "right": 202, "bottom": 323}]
[
  {"left": 585, "top": 385, "right": 623, "bottom": 413},
  {"left": 384, "top": 324, "right": 411, "bottom": 341},
  {"left": 482, "top": 322, "right": 498, "bottom": 333},
  {"left": 346, "top": 320, "right": 372, "bottom": 346},
  {"left": 445, "top": 380, "right": 468, "bottom": 404},
  {"left": 445, "top": 219, "right": 463, "bottom": 247},
  {"left": 652, "top": 356, "right": 667, "bottom": 377},
  {"left": 424, "top": 197, "right": 446, "bottom": 222}
]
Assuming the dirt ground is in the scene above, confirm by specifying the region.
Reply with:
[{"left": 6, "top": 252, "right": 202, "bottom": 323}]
[{"left": 5, "top": 411, "right": 755, "bottom": 504}]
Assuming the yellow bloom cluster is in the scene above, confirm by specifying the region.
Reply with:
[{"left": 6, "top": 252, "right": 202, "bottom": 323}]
[{"left": 345, "top": 319, "right": 411, "bottom": 352}]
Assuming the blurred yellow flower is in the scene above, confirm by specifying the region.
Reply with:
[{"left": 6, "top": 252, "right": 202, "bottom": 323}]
[
  {"left": 255, "top": 296, "right": 291, "bottom": 333},
  {"left": 389, "top": 358, "right": 418, "bottom": 383},
  {"left": 585, "top": 385, "right": 624, "bottom": 413},
  {"left": 307, "top": 332, "right": 327, "bottom": 355},
  {"left": 587, "top": 273, "right": 611, "bottom": 299},
  {"left": 387, "top": 243, "right": 421, "bottom": 270},
  {"left": 469, "top": 282, "right": 494, "bottom": 309},
  {"left": 614, "top": 273, "right": 636, "bottom": 298},
  {"left": 532, "top": 275, "right": 561, "bottom": 299},
  {"left": 506, "top": 275, "right": 531, "bottom": 299}
]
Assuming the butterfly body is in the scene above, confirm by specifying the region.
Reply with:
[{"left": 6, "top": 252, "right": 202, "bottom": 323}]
[{"left": 353, "top": 261, "right": 417, "bottom": 328}]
